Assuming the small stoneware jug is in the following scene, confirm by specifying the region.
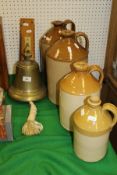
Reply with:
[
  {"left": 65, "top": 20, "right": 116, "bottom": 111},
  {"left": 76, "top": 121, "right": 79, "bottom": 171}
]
[
  {"left": 59, "top": 61, "right": 104, "bottom": 131},
  {"left": 46, "top": 31, "right": 89, "bottom": 104},
  {"left": 39, "top": 19, "right": 75, "bottom": 76},
  {"left": 72, "top": 96, "right": 117, "bottom": 162}
]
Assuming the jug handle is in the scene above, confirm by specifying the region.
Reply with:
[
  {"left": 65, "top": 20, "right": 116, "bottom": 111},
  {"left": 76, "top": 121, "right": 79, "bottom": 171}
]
[
  {"left": 102, "top": 103, "right": 117, "bottom": 128},
  {"left": 75, "top": 32, "right": 89, "bottom": 51},
  {"left": 63, "top": 19, "right": 76, "bottom": 31},
  {"left": 88, "top": 65, "right": 104, "bottom": 84}
]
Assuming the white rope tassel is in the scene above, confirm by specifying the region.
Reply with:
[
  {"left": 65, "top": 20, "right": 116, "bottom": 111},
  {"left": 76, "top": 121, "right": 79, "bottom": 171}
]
[{"left": 22, "top": 101, "right": 43, "bottom": 136}]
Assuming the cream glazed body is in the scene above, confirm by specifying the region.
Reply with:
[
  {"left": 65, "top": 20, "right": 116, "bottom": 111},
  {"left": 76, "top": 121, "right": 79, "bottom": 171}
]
[
  {"left": 46, "top": 59, "right": 72, "bottom": 104},
  {"left": 74, "top": 130, "right": 110, "bottom": 162},
  {"left": 59, "top": 62, "right": 104, "bottom": 131}
]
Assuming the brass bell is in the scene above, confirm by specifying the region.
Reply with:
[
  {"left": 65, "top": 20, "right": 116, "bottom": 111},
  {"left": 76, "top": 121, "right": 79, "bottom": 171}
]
[{"left": 9, "top": 50, "right": 46, "bottom": 102}]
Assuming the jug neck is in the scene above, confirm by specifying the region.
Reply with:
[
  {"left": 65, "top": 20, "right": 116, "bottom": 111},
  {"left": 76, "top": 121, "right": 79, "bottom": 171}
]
[
  {"left": 86, "top": 96, "right": 101, "bottom": 108},
  {"left": 73, "top": 61, "right": 89, "bottom": 72},
  {"left": 60, "top": 30, "right": 75, "bottom": 38}
]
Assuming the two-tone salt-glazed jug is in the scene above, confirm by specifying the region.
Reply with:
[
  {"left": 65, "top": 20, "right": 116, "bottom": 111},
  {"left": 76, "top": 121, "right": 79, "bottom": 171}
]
[
  {"left": 59, "top": 61, "right": 104, "bottom": 131},
  {"left": 73, "top": 96, "right": 117, "bottom": 162},
  {"left": 39, "top": 19, "right": 75, "bottom": 78},
  {"left": 46, "top": 31, "right": 89, "bottom": 104}
]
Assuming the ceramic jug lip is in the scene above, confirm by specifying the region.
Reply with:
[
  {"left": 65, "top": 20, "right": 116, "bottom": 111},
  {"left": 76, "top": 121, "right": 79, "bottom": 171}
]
[
  {"left": 60, "top": 29, "right": 75, "bottom": 37},
  {"left": 73, "top": 61, "right": 89, "bottom": 71},
  {"left": 51, "top": 20, "right": 63, "bottom": 26},
  {"left": 87, "top": 96, "right": 101, "bottom": 107}
]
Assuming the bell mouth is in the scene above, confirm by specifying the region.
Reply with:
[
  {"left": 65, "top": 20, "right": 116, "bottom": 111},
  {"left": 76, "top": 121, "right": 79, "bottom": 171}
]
[
  {"left": 9, "top": 85, "right": 46, "bottom": 102},
  {"left": 87, "top": 96, "right": 101, "bottom": 107},
  {"left": 73, "top": 61, "right": 89, "bottom": 71},
  {"left": 60, "top": 29, "right": 75, "bottom": 37},
  {"left": 51, "top": 20, "right": 63, "bottom": 26}
]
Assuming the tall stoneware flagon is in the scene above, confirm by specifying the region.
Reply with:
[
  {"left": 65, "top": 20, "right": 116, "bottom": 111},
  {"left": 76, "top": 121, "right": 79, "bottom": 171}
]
[
  {"left": 46, "top": 30, "right": 89, "bottom": 104},
  {"left": 39, "top": 19, "right": 75, "bottom": 83},
  {"left": 73, "top": 96, "right": 117, "bottom": 162},
  {"left": 59, "top": 61, "right": 104, "bottom": 131}
]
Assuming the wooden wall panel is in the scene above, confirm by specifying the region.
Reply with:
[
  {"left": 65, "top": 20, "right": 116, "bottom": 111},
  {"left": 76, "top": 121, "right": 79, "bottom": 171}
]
[{"left": 0, "top": 17, "right": 9, "bottom": 90}]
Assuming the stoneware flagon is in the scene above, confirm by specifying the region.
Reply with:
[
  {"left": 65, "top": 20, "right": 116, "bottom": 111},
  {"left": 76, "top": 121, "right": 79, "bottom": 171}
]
[
  {"left": 72, "top": 96, "right": 117, "bottom": 162},
  {"left": 59, "top": 61, "right": 104, "bottom": 131},
  {"left": 46, "top": 30, "right": 89, "bottom": 104},
  {"left": 39, "top": 19, "right": 75, "bottom": 79}
]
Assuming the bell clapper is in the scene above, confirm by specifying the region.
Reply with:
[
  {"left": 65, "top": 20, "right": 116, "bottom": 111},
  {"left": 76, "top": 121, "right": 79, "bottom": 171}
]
[{"left": 22, "top": 101, "right": 43, "bottom": 136}]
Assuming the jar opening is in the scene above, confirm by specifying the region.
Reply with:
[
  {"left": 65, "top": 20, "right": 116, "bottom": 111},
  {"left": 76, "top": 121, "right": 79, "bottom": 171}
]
[
  {"left": 73, "top": 61, "right": 89, "bottom": 71},
  {"left": 51, "top": 20, "right": 63, "bottom": 26},
  {"left": 87, "top": 96, "right": 101, "bottom": 107}
]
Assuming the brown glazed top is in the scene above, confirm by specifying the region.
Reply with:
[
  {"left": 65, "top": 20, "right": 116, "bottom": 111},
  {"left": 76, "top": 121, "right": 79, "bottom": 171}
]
[
  {"left": 73, "top": 96, "right": 117, "bottom": 136},
  {"left": 60, "top": 62, "right": 104, "bottom": 95},
  {"left": 47, "top": 30, "right": 89, "bottom": 62},
  {"left": 40, "top": 21, "right": 64, "bottom": 46},
  {"left": 40, "top": 19, "right": 76, "bottom": 47}
]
